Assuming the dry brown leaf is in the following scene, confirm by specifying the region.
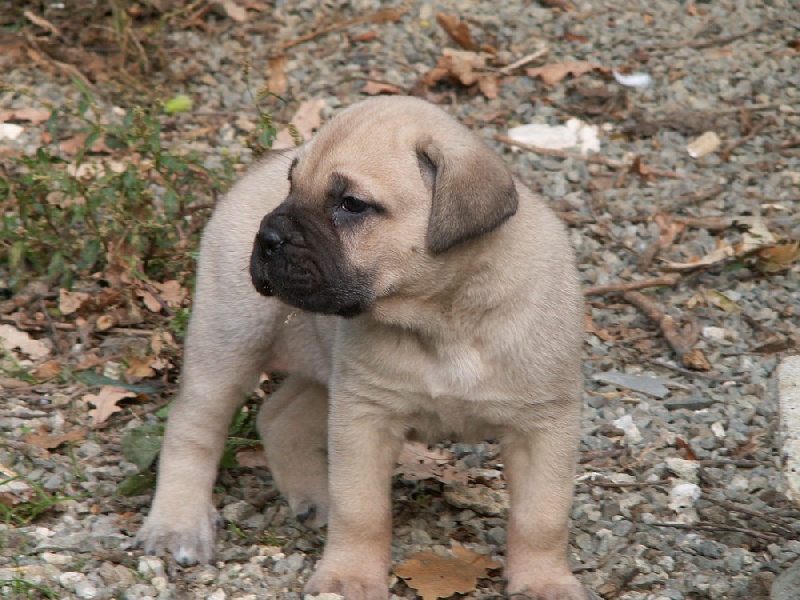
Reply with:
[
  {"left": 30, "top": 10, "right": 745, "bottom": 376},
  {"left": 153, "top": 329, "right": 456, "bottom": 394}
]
[
  {"left": 395, "top": 543, "right": 501, "bottom": 600},
  {"left": 0, "top": 107, "right": 51, "bottom": 124},
  {"left": 352, "top": 31, "right": 378, "bottom": 42},
  {"left": 31, "top": 359, "right": 61, "bottom": 380},
  {"left": 220, "top": 0, "right": 247, "bottom": 22},
  {"left": 362, "top": 81, "right": 403, "bottom": 96},
  {"left": 59, "top": 132, "right": 112, "bottom": 156},
  {"left": 84, "top": 386, "right": 137, "bottom": 426},
  {"left": 154, "top": 280, "right": 186, "bottom": 308},
  {"left": 59, "top": 288, "right": 89, "bottom": 315},
  {"left": 424, "top": 48, "right": 488, "bottom": 87},
  {"left": 436, "top": 13, "right": 479, "bottom": 51},
  {"left": 125, "top": 356, "right": 156, "bottom": 379},
  {"left": 526, "top": 61, "right": 607, "bottom": 85},
  {"left": 758, "top": 241, "right": 800, "bottom": 273},
  {"left": 477, "top": 74, "right": 499, "bottom": 99},
  {"left": 274, "top": 99, "right": 326, "bottom": 148},
  {"left": 0, "top": 324, "right": 51, "bottom": 359},
  {"left": 0, "top": 377, "right": 31, "bottom": 390},
  {"left": 137, "top": 280, "right": 187, "bottom": 313},
  {"left": 266, "top": 54, "right": 288, "bottom": 96},
  {"left": 395, "top": 442, "right": 467, "bottom": 485},
  {"left": 25, "top": 428, "right": 86, "bottom": 450},
  {"left": 236, "top": 445, "right": 270, "bottom": 468}
]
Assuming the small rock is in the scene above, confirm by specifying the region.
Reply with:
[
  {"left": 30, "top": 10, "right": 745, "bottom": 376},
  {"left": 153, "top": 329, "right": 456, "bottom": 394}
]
[
  {"left": 444, "top": 484, "right": 508, "bottom": 517},
  {"left": 305, "top": 594, "right": 345, "bottom": 600},
  {"left": 593, "top": 372, "right": 671, "bottom": 398},
  {"left": 772, "top": 559, "right": 800, "bottom": 600},
  {"left": 222, "top": 501, "right": 256, "bottom": 523},
  {"left": 138, "top": 556, "right": 165, "bottom": 579},
  {"left": 486, "top": 526, "right": 506, "bottom": 546},
  {"left": 664, "top": 394, "right": 715, "bottom": 410}
]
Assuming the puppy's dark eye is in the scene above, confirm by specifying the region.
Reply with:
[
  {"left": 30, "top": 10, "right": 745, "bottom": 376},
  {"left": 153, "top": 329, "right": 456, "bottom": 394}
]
[{"left": 340, "top": 196, "right": 369, "bottom": 214}]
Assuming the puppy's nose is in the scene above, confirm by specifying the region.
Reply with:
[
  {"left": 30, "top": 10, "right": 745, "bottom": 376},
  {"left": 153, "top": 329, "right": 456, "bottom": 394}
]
[{"left": 257, "top": 228, "right": 284, "bottom": 254}]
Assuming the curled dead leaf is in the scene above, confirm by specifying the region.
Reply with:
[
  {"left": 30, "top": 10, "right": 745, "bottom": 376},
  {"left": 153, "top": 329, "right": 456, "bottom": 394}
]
[
  {"left": 0, "top": 324, "right": 51, "bottom": 360},
  {"left": 362, "top": 81, "right": 403, "bottom": 96},
  {"left": 59, "top": 288, "right": 89, "bottom": 315},
  {"left": 758, "top": 241, "right": 800, "bottom": 273},
  {"left": 436, "top": 13, "right": 479, "bottom": 51},
  {"left": 526, "top": 61, "right": 608, "bottom": 86},
  {"left": 25, "top": 428, "right": 86, "bottom": 450}
]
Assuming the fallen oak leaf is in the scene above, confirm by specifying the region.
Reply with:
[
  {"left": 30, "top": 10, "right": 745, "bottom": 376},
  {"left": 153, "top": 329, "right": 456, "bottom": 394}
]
[
  {"left": 757, "top": 240, "right": 800, "bottom": 273},
  {"left": 59, "top": 288, "right": 89, "bottom": 315},
  {"left": 274, "top": 98, "right": 326, "bottom": 149},
  {"left": 436, "top": 13, "right": 479, "bottom": 51},
  {"left": 527, "top": 61, "right": 608, "bottom": 85},
  {"left": 25, "top": 428, "right": 86, "bottom": 450},
  {"left": 85, "top": 385, "right": 137, "bottom": 426},
  {"left": 395, "top": 543, "right": 501, "bottom": 600},
  {"left": 0, "top": 324, "right": 51, "bottom": 360},
  {"left": 361, "top": 81, "right": 403, "bottom": 96},
  {"left": 0, "top": 107, "right": 51, "bottom": 124}
]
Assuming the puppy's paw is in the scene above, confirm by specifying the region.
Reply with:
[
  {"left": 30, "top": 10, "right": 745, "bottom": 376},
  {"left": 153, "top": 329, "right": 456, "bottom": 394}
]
[
  {"left": 507, "top": 577, "right": 588, "bottom": 600},
  {"left": 135, "top": 505, "right": 220, "bottom": 566},
  {"left": 304, "top": 566, "right": 388, "bottom": 600}
]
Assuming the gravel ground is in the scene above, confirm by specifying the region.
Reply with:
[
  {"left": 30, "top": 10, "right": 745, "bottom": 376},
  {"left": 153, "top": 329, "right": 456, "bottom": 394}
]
[{"left": 2, "top": 1, "right": 800, "bottom": 599}]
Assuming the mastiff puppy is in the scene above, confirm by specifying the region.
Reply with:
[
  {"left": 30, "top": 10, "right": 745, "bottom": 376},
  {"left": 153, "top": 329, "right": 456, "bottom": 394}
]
[{"left": 136, "top": 96, "right": 587, "bottom": 600}]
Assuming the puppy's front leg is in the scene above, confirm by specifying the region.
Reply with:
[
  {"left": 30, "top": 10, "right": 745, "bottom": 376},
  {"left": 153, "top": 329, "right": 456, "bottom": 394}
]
[
  {"left": 304, "top": 390, "right": 404, "bottom": 600},
  {"left": 503, "top": 405, "right": 587, "bottom": 600}
]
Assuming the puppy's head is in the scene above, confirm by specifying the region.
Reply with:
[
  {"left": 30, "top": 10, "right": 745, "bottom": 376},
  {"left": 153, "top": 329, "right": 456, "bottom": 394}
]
[{"left": 250, "top": 96, "right": 518, "bottom": 317}]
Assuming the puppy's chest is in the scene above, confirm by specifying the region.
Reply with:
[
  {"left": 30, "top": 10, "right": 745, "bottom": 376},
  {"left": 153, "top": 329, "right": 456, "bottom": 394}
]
[{"left": 419, "top": 343, "right": 485, "bottom": 399}]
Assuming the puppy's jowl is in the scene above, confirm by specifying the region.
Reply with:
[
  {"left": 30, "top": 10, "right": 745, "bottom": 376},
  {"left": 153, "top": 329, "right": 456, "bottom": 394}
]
[{"left": 137, "top": 96, "right": 587, "bottom": 600}]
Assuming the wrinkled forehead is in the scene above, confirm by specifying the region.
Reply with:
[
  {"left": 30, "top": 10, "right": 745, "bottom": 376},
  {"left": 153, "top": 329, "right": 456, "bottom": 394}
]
[{"left": 291, "top": 110, "right": 428, "bottom": 192}]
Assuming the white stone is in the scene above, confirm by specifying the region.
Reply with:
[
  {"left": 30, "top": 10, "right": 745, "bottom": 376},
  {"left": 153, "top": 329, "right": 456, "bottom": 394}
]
[{"left": 778, "top": 356, "right": 800, "bottom": 506}]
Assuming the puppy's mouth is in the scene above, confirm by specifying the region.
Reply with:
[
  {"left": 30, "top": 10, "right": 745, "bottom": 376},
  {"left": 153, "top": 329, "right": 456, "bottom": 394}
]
[{"left": 250, "top": 208, "right": 374, "bottom": 318}]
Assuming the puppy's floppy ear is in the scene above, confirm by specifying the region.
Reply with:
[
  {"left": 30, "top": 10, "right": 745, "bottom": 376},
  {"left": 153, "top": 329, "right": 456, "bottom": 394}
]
[{"left": 417, "top": 135, "right": 518, "bottom": 254}]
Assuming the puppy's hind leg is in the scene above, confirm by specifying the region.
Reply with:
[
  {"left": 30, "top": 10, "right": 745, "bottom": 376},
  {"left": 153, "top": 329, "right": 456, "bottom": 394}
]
[{"left": 258, "top": 376, "right": 330, "bottom": 528}]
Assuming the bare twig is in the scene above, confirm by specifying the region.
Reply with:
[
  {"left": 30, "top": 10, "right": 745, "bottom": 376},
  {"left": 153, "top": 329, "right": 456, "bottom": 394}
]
[
  {"left": 707, "top": 498, "right": 799, "bottom": 534},
  {"left": 646, "top": 20, "right": 775, "bottom": 53},
  {"left": 648, "top": 521, "right": 782, "bottom": 543},
  {"left": 269, "top": 7, "right": 408, "bottom": 56},
  {"left": 584, "top": 273, "right": 681, "bottom": 297},
  {"left": 497, "top": 47, "right": 549, "bottom": 75},
  {"left": 494, "top": 135, "right": 707, "bottom": 181},
  {"left": 622, "top": 290, "right": 711, "bottom": 370},
  {"left": 662, "top": 183, "right": 725, "bottom": 213},
  {"left": 722, "top": 117, "right": 776, "bottom": 159}
]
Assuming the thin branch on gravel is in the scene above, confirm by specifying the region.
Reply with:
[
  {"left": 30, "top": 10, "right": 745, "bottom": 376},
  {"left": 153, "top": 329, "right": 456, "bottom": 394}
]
[
  {"left": 721, "top": 117, "right": 776, "bottom": 159},
  {"left": 497, "top": 47, "right": 549, "bottom": 75},
  {"left": 645, "top": 20, "right": 775, "bottom": 53},
  {"left": 766, "top": 135, "right": 800, "bottom": 151},
  {"left": 645, "top": 358, "right": 746, "bottom": 382},
  {"left": 583, "top": 273, "right": 681, "bottom": 297},
  {"left": 494, "top": 134, "right": 707, "bottom": 181},
  {"left": 707, "top": 497, "right": 800, "bottom": 534},
  {"left": 269, "top": 7, "right": 409, "bottom": 56},
  {"left": 648, "top": 521, "right": 783, "bottom": 542},
  {"left": 661, "top": 183, "right": 725, "bottom": 213},
  {"left": 622, "top": 290, "right": 711, "bottom": 371}
]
